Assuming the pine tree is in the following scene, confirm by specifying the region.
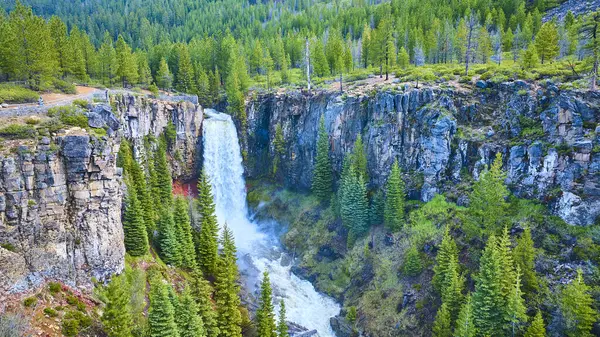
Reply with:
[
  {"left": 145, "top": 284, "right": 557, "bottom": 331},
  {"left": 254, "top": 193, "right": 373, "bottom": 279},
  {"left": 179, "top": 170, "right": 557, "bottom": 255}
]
[
  {"left": 361, "top": 24, "right": 371, "bottom": 68},
  {"left": 214, "top": 225, "right": 242, "bottom": 337},
  {"left": 524, "top": 311, "right": 546, "bottom": 337},
  {"left": 560, "top": 269, "right": 597, "bottom": 337},
  {"left": 49, "top": 16, "right": 71, "bottom": 78},
  {"left": 176, "top": 287, "right": 206, "bottom": 337},
  {"left": 195, "top": 64, "right": 210, "bottom": 106},
  {"left": 7, "top": 2, "right": 57, "bottom": 89},
  {"left": 580, "top": 11, "right": 599, "bottom": 89},
  {"left": 101, "top": 274, "right": 133, "bottom": 337},
  {"left": 535, "top": 21, "right": 559, "bottom": 64},
  {"left": 311, "top": 38, "right": 329, "bottom": 77},
  {"left": 350, "top": 134, "right": 368, "bottom": 181},
  {"left": 176, "top": 44, "right": 194, "bottom": 93},
  {"left": 384, "top": 159, "right": 405, "bottom": 232},
  {"left": 256, "top": 272, "right": 277, "bottom": 337},
  {"left": 432, "top": 303, "right": 452, "bottom": 337},
  {"left": 148, "top": 281, "right": 179, "bottom": 337},
  {"left": 432, "top": 228, "right": 458, "bottom": 292},
  {"left": 398, "top": 47, "right": 410, "bottom": 69},
  {"left": 473, "top": 236, "right": 505, "bottom": 336},
  {"left": 196, "top": 171, "right": 219, "bottom": 276},
  {"left": 130, "top": 158, "right": 155, "bottom": 234},
  {"left": 469, "top": 153, "right": 508, "bottom": 235},
  {"left": 116, "top": 35, "right": 138, "bottom": 86},
  {"left": 311, "top": 115, "right": 333, "bottom": 201},
  {"left": 99, "top": 31, "right": 117, "bottom": 86},
  {"left": 272, "top": 124, "right": 285, "bottom": 178},
  {"left": 402, "top": 246, "right": 423, "bottom": 276},
  {"left": 190, "top": 271, "right": 220, "bottom": 337},
  {"left": 157, "top": 207, "right": 181, "bottom": 266},
  {"left": 340, "top": 165, "right": 369, "bottom": 242},
  {"left": 136, "top": 52, "right": 152, "bottom": 86},
  {"left": 123, "top": 186, "right": 149, "bottom": 257},
  {"left": 209, "top": 68, "right": 220, "bottom": 104},
  {"left": 263, "top": 49, "right": 274, "bottom": 91},
  {"left": 455, "top": 295, "right": 476, "bottom": 337},
  {"left": 157, "top": 57, "right": 173, "bottom": 91},
  {"left": 506, "top": 266, "right": 527, "bottom": 337},
  {"left": 369, "top": 190, "right": 385, "bottom": 225},
  {"left": 280, "top": 53, "right": 290, "bottom": 84},
  {"left": 441, "top": 257, "right": 463, "bottom": 323},
  {"left": 174, "top": 196, "right": 197, "bottom": 269},
  {"left": 154, "top": 139, "right": 173, "bottom": 207},
  {"left": 225, "top": 49, "right": 248, "bottom": 124},
  {"left": 521, "top": 44, "right": 540, "bottom": 69},
  {"left": 277, "top": 301, "right": 289, "bottom": 337},
  {"left": 514, "top": 226, "right": 539, "bottom": 294},
  {"left": 497, "top": 226, "right": 516, "bottom": 299}
]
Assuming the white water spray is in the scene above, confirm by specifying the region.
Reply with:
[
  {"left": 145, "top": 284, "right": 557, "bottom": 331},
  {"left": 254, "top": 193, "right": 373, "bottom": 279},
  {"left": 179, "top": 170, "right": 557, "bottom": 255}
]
[{"left": 202, "top": 110, "right": 340, "bottom": 336}]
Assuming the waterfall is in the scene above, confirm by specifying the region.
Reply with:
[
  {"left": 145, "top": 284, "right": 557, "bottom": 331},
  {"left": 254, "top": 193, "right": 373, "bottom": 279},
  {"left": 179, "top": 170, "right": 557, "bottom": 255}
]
[{"left": 202, "top": 110, "right": 340, "bottom": 337}]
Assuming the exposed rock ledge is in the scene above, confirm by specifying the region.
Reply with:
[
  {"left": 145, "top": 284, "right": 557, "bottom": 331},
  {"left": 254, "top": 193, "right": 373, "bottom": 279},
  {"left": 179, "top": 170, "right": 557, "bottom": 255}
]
[{"left": 0, "top": 94, "right": 204, "bottom": 297}]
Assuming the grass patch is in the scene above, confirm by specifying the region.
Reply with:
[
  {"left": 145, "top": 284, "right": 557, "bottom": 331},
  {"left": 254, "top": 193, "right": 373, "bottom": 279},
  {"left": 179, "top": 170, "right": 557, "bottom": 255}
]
[
  {"left": 0, "top": 84, "right": 38, "bottom": 104},
  {"left": 0, "top": 124, "right": 36, "bottom": 139}
]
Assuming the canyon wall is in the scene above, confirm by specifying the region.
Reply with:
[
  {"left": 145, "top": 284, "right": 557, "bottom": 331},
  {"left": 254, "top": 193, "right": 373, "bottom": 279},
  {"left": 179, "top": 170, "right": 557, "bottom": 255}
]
[
  {"left": 245, "top": 81, "right": 600, "bottom": 226},
  {"left": 0, "top": 94, "right": 202, "bottom": 297}
]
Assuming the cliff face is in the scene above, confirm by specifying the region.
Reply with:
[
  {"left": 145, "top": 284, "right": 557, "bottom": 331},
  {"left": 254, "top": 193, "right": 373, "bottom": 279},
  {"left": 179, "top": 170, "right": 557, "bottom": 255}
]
[
  {"left": 114, "top": 94, "right": 204, "bottom": 179},
  {"left": 0, "top": 94, "right": 203, "bottom": 297},
  {"left": 245, "top": 81, "right": 600, "bottom": 226},
  {"left": 0, "top": 133, "right": 124, "bottom": 296}
]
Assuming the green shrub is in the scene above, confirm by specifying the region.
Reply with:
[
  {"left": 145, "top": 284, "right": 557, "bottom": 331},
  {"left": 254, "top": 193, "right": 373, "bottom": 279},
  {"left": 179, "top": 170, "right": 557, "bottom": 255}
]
[
  {"left": 402, "top": 246, "right": 423, "bottom": 276},
  {"left": 149, "top": 83, "right": 159, "bottom": 97},
  {"left": 61, "top": 310, "right": 92, "bottom": 337},
  {"left": 72, "top": 99, "right": 89, "bottom": 109},
  {"left": 459, "top": 75, "right": 472, "bottom": 84},
  {"left": 24, "top": 116, "right": 41, "bottom": 125},
  {"left": 37, "top": 119, "right": 64, "bottom": 135},
  {"left": 0, "top": 243, "right": 16, "bottom": 252},
  {"left": 43, "top": 307, "right": 58, "bottom": 317},
  {"left": 23, "top": 297, "right": 37, "bottom": 307},
  {"left": 0, "top": 124, "right": 36, "bottom": 139},
  {"left": 52, "top": 78, "right": 76, "bottom": 94},
  {"left": 0, "top": 84, "right": 39, "bottom": 104},
  {"left": 48, "top": 106, "right": 88, "bottom": 128},
  {"left": 48, "top": 282, "right": 62, "bottom": 294}
]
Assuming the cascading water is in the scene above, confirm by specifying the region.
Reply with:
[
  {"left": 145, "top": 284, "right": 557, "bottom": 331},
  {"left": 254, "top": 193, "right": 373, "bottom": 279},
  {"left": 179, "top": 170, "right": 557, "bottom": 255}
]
[{"left": 202, "top": 109, "right": 340, "bottom": 336}]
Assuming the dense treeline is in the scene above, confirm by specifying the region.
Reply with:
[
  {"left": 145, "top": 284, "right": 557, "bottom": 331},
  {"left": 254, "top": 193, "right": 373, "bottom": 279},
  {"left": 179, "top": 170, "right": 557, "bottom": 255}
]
[
  {"left": 1, "top": 0, "right": 599, "bottom": 106},
  {"left": 108, "top": 133, "right": 288, "bottom": 337},
  {"left": 308, "top": 125, "right": 599, "bottom": 336}
]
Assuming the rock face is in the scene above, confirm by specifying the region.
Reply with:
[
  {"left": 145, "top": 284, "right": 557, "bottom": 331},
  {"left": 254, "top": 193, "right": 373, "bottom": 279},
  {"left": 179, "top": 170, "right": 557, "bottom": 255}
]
[
  {"left": 114, "top": 94, "right": 203, "bottom": 179},
  {"left": 245, "top": 82, "right": 600, "bottom": 226},
  {"left": 0, "top": 94, "right": 204, "bottom": 297},
  {"left": 0, "top": 133, "right": 124, "bottom": 295}
]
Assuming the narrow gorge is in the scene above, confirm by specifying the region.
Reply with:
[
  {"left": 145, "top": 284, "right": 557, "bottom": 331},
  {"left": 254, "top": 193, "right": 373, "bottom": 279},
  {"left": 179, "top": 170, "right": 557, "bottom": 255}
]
[{"left": 0, "top": 79, "right": 598, "bottom": 335}]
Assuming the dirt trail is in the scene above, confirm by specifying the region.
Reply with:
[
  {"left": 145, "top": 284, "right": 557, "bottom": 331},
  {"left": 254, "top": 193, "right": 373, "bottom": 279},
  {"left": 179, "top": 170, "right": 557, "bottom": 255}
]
[{"left": 2, "top": 86, "right": 103, "bottom": 110}]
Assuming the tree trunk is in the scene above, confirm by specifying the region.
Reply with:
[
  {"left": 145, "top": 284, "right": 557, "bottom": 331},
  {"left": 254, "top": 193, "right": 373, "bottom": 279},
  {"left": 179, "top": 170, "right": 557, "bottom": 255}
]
[
  {"left": 340, "top": 72, "right": 343, "bottom": 92},
  {"left": 305, "top": 38, "right": 311, "bottom": 91}
]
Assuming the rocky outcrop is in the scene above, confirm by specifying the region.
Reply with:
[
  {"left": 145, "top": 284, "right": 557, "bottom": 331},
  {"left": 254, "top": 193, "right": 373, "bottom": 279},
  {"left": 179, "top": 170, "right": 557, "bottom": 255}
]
[
  {"left": 0, "top": 94, "right": 204, "bottom": 297},
  {"left": 543, "top": 0, "right": 600, "bottom": 22},
  {"left": 245, "top": 82, "right": 600, "bottom": 226},
  {"left": 114, "top": 94, "right": 204, "bottom": 179},
  {"left": 0, "top": 132, "right": 124, "bottom": 296}
]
